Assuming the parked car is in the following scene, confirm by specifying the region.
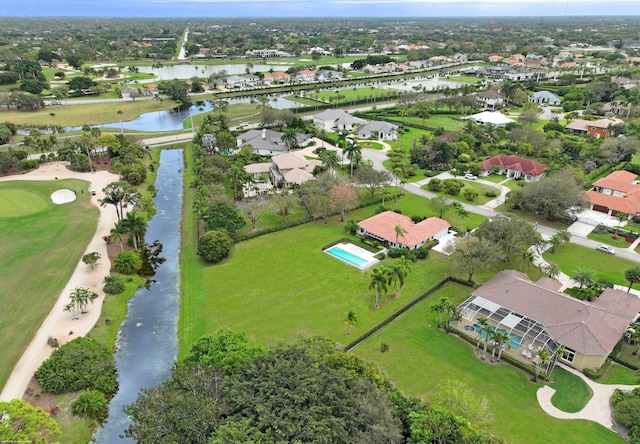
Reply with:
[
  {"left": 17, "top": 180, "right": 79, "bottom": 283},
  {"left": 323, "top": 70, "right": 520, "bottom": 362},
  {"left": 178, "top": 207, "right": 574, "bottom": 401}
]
[
  {"left": 90, "top": 188, "right": 96, "bottom": 196},
  {"left": 464, "top": 173, "right": 478, "bottom": 180},
  {"left": 596, "top": 244, "right": 615, "bottom": 255}
]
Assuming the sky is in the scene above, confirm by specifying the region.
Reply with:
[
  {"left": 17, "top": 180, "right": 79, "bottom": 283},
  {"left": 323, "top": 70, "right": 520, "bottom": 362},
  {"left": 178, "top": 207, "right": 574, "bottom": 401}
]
[{"left": 3, "top": 0, "right": 640, "bottom": 17}]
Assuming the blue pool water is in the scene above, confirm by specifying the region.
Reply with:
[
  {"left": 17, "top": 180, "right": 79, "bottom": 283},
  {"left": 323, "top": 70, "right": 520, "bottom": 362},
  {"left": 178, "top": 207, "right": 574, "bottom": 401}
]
[
  {"left": 326, "top": 245, "right": 369, "bottom": 267},
  {"left": 471, "top": 324, "right": 523, "bottom": 350}
]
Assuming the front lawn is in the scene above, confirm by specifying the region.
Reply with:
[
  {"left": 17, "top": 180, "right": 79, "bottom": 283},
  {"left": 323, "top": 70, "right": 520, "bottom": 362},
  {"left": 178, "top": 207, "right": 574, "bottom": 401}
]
[
  {"left": 353, "top": 285, "right": 625, "bottom": 444},
  {"left": 587, "top": 231, "right": 637, "bottom": 250},
  {"left": 598, "top": 363, "right": 640, "bottom": 385},
  {"left": 543, "top": 243, "right": 637, "bottom": 286}
]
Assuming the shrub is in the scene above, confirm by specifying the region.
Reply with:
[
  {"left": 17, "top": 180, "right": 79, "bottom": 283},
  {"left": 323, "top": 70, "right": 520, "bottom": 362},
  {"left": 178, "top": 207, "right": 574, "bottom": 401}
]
[
  {"left": 103, "top": 274, "right": 126, "bottom": 295},
  {"left": 463, "top": 188, "right": 479, "bottom": 201},
  {"left": 414, "top": 247, "right": 429, "bottom": 260},
  {"left": 19, "top": 158, "right": 38, "bottom": 170},
  {"left": 614, "top": 397, "right": 640, "bottom": 428},
  {"left": 72, "top": 389, "right": 108, "bottom": 421},
  {"left": 112, "top": 251, "right": 142, "bottom": 275},
  {"left": 484, "top": 190, "right": 498, "bottom": 198},
  {"left": 443, "top": 180, "right": 463, "bottom": 196},
  {"left": 411, "top": 215, "right": 425, "bottom": 223},
  {"left": 35, "top": 337, "right": 117, "bottom": 396},
  {"left": 198, "top": 230, "right": 232, "bottom": 263},
  {"left": 373, "top": 252, "right": 386, "bottom": 260},
  {"left": 380, "top": 342, "right": 389, "bottom": 353},
  {"left": 428, "top": 178, "right": 443, "bottom": 192},
  {"left": 345, "top": 219, "right": 359, "bottom": 236}
]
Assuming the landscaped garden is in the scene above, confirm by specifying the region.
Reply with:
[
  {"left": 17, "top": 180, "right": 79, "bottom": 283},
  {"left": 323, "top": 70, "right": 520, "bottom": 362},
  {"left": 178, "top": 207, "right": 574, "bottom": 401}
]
[{"left": 0, "top": 179, "right": 97, "bottom": 389}]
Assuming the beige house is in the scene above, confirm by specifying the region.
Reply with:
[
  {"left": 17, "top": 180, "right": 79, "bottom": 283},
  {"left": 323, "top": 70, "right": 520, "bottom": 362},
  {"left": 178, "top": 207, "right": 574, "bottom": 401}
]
[
  {"left": 454, "top": 270, "right": 640, "bottom": 371},
  {"left": 357, "top": 211, "right": 450, "bottom": 249}
]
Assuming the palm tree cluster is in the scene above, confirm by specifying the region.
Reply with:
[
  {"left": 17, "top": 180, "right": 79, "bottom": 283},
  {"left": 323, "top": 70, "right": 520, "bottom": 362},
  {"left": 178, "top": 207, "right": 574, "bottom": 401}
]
[
  {"left": 368, "top": 256, "right": 413, "bottom": 309},
  {"left": 63, "top": 287, "right": 98, "bottom": 318},
  {"left": 430, "top": 297, "right": 461, "bottom": 331}
]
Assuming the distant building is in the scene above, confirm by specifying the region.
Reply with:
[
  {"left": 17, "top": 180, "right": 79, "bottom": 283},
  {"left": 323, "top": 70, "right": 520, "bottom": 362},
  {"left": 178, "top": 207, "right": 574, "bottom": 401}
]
[
  {"left": 236, "top": 128, "right": 311, "bottom": 156},
  {"left": 357, "top": 211, "right": 450, "bottom": 250},
  {"left": 467, "top": 111, "right": 514, "bottom": 127},
  {"left": 565, "top": 118, "right": 622, "bottom": 138},
  {"left": 480, "top": 155, "right": 547, "bottom": 182},
  {"left": 529, "top": 91, "right": 561, "bottom": 106},
  {"left": 313, "top": 109, "right": 367, "bottom": 132}
]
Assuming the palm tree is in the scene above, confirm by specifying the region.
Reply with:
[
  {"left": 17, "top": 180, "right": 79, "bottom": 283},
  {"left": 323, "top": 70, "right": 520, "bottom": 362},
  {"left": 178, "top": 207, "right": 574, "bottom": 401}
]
[
  {"left": 446, "top": 306, "right": 462, "bottom": 332},
  {"left": 368, "top": 266, "right": 388, "bottom": 309},
  {"left": 110, "top": 223, "right": 126, "bottom": 252},
  {"left": 479, "top": 319, "right": 494, "bottom": 361},
  {"left": 117, "top": 110, "right": 124, "bottom": 134},
  {"left": 280, "top": 128, "right": 298, "bottom": 152},
  {"left": 320, "top": 149, "right": 340, "bottom": 177},
  {"left": 120, "top": 211, "right": 145, "bottom": 251},
  {"left": 69, "top": 287, "right": 98, "bottom": 314},
  {"left": 548, "top": 229, "right": 571, "bottom": 253},
  {"left": 492, "top": 330, "right": 511, "bottom": 363},
  {"left": 499, "top": 80, "right": 518, "bottom": 106},
  {"left": 625, "top": 266, "right": 640, "bottom": 293},
  {"left": 430, "top": 300, "right": 445, "bottom": 327},
  {"left": 615, "top": 212, "right": 628, "bottom": 238},
  {"left": 344, "top": 310, "right": 359, "bottom": 336},
  {"left": 549, "top": 346, "right": 567, "bottom": 379},
  {"left": 542, "top": 263, "right": 561, "bottom": 279},
  {"left": 387, "top": 263, "right": 406, "bottom": 299},
  {"left": 343, "top": 140, "right": 361, "bottom": 176},
  {"left": 572, "top": 267, "right": 595, "bottom": 289},
  {"left": 396, "top": 255, "right": 413, "bottom": 278},
  {"left": 394, "top": 224, "right": 408, "bottom": 247},
  {"left": 534, "top": 347, "right": 551, "bottom": 382}
]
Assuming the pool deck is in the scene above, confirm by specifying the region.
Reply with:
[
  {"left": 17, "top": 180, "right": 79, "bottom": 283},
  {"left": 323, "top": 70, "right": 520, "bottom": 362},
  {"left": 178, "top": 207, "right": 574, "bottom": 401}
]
[{"left": 325, "top": 242, "right": 383, "bottom": 271}]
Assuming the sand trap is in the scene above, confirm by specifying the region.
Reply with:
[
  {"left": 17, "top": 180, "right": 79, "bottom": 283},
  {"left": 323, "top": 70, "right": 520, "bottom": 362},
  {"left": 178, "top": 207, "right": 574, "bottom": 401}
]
[{"left": 51, "top": 189, "right": 76, "bottom": 204}]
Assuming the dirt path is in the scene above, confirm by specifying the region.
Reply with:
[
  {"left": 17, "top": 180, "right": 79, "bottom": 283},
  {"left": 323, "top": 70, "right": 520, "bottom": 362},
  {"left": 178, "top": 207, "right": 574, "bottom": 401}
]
[{"left": 0, "top": 163, "right": 120, "bottom": 401}]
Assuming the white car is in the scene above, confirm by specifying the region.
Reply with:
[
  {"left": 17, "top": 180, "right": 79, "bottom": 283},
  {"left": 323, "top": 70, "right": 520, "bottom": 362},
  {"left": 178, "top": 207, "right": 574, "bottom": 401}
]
[
  {"left": 464, "top": 173, "right": 478, "bottom": 180},
  {"left": 90, "top": 188, "right": 96, "bottom": 196},
  {"left": 596, "top": 244, "right": 615, "bottom": 255}
]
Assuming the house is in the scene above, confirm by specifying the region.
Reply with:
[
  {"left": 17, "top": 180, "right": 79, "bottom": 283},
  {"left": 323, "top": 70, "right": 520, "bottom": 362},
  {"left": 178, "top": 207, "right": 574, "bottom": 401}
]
[
  {"left": 357, "top": 211, "right": 450, "bottom": 250},
  {"left": 140, "top": 83, "right": 159, "bottom": 96},
  {"left": 295, "top": 69, "right": 316, "bottom": 83},
  {"left": 597, "top": 101, "right": 633, "bottom": 117},
  {"left": 356, "top": 121, "right": 399, "bottom": 141},
  {"left": 587, "top": 170, "right": 640, "bottom": 218},
  {"left": 262, "top": 71, "right": 290, "bottom": 85},
  {"left": 120, "top": 86, "right": 139, "bottom": 100},
  {"left": 313, "top": 109, "right": 367, "bottom": 132},
  {"left": 480, "top": 155, "right": 547, "bottom": 182},
  {"left": 565, "top": 118, "right": 622, "bottom": 138},
  {"left": 454, "top": 270, "right": 640, "bottom": 371},
  {"left": 467, "top": 111, "right": 515, "bottom": 127},
  {"left": 244, "top": 151, "right": 322, "bottom": 188},
  {"left": 529, "top": 91, "right": 561, "bottom": 106},
  {"left": 236, "top": 128, "right": 311, "bottom": 156},
  {"left": 476, "top": 90, "right": 505, "bottom": 109}
]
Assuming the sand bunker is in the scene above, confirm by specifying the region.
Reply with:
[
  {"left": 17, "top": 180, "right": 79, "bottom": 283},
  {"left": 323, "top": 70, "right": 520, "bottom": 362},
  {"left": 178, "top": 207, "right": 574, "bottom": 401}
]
[{"left": 51, "top": 189, "right": 76, "bottom": 204}]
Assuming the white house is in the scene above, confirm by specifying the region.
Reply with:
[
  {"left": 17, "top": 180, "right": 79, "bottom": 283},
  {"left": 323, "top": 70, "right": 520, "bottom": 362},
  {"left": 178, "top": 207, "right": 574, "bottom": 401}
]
[
  {"left": 357, "top": 121, "right": 399, "bottom": 142},
  {"left": 236, "top": 128, "right": 311, "bottom": 156},
  {"left": 313, "top": 109, "right": 367, "bottom": 132},
  {"left": 467, "top": 111, "right": 515, "bottom": 127},
  {"left": 529, "top": 91, "right": 561, "bottom": 106}
]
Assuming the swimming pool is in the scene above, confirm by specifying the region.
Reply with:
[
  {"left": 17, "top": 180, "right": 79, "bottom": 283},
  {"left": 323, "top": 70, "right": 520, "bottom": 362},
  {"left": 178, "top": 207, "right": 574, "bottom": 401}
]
[
  {"left": 471, "top": 324, "right": 523, "bottom": 350},
  {"left": 324, "top": 243, "right": 380, "bottom": 270}
]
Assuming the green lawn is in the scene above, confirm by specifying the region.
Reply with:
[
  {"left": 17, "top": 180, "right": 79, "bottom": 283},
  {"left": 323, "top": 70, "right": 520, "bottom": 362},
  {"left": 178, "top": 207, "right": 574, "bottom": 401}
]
[
  {"left": 358, "top": 141, "right": 385, "bottom": 150},
  {"left": 598, "top": 363, "right": 640, "bottom": 385},
  {"left": 550, "top": 367, "right": 593, "bottom": 413},
  {"left": 0, "top": 179, "right": 98, "bottom": 389},
  {"left": 353, "top": 285, "right": 625, "bottom": 444},
  {"left": 494, "top": 203, "right": 572, "bottom": 230},
  {"left": 587, "top": 231, "right": 638, "bottom": 251},
  {"left": 543, "top": 243, "right": 637, "bottom": 286}
]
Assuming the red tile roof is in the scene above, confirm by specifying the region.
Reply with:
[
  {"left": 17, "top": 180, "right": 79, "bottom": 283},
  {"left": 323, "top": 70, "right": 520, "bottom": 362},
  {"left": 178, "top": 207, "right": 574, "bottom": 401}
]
[
  {"left": 592, "top": 170, "right": 638, "bottom": 193},
  {"left": 358, "top": 211, "right": 450, "bottom": 248},
  {"left": 480, "top": 155, "right": 547, "bottom": 177}
]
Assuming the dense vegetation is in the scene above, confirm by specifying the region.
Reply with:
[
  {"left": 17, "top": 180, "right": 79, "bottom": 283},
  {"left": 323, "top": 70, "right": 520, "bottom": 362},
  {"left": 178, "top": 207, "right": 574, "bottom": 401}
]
[{"left": 125, "top": 330, "right": 501, "bottom": 443}]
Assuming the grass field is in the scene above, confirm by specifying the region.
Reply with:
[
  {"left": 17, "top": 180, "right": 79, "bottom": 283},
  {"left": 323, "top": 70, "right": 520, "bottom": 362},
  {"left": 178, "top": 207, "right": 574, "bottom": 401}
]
[
  {"left": 543, "top": 243, "right": 636, "bottom": 286},
  {"left": 352, "top": 285, "right": 625, "bottom": 444},
  {"left": 598, "top": 363, "right": 640, "bottom": 385},
  {"left": 0, "top": 179, "right": 98, "bottom": 389},
  {"left": 1, "top": 99, "right": 179, "bottom": 128}
]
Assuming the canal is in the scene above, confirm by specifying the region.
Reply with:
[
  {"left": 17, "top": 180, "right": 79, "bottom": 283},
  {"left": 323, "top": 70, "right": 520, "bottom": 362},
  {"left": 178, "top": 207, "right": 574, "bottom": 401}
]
[{"left": 93, "top": 148, "right": 183, "bottom": 443}]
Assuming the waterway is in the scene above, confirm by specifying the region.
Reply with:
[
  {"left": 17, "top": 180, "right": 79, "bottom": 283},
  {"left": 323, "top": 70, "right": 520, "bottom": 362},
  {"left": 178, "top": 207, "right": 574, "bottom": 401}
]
[{"left": 93, "top": 148, "right": 183, "bottom": 443}]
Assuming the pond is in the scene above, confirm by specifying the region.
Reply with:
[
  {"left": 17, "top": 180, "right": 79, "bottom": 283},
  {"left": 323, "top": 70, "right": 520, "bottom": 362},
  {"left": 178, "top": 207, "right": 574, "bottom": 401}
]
[
  {"left": 137, "top": 63, "right": 294, "bottom": 80},
  {"left": 93, "top": 148, "right": 183, "bottom": 443},
  {"left": 67, "top": 94, "right": 301, "bottom": 132}
]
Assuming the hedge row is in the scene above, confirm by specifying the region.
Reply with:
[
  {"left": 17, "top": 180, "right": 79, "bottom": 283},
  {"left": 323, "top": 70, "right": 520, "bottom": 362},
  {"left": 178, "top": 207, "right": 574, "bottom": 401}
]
[
  {"left": 583, "top": 358, "right": 613, "bottom": 379},
  {"left": 345, "top": 277, "right": 475, "bottom": 352}
]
